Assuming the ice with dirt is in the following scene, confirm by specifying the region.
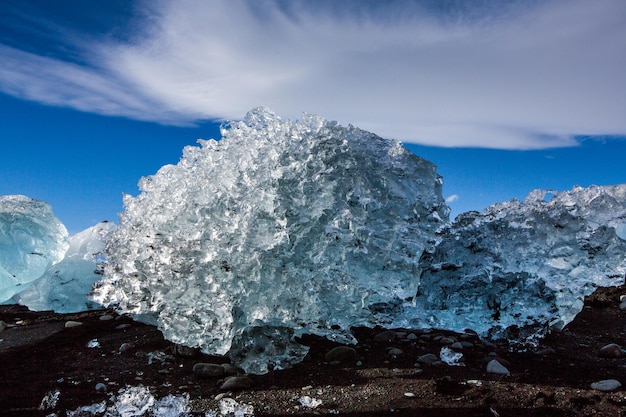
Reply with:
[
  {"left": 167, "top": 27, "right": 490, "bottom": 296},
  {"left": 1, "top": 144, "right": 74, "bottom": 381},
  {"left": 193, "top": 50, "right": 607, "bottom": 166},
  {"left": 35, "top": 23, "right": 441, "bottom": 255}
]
[
  {"left": 93, "top": 107, "right": 449, "bottom": 374},
  {"left": 14, "top": 221, "right": 115, "bottom": 312},
  {"left": 0, "top": 195, "right": 69, "bottom": 303},
  {"left": 403, "top": 184, "right": 626, "bottom": 342}
]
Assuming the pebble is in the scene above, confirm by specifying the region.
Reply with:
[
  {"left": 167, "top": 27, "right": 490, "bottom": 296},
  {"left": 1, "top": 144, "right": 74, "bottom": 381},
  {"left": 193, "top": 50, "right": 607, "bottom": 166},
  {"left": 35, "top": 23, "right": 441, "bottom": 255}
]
[
  {"left": 417, "top": 353, "right": 438, "bottom": 366},
  {"left": 590, "top": 379, "right": 622, "bottom": 392},
  {"left": 486, "top": 359, "right": 511, "bottom": 376},
  {"left": 0, "top": 320, "right": 7, "bottom": 332},
  {"left": 405, "top": 333, "right": 418, "bottom": 341},
  {"left": 99, "top": 315, "right": 114, "bottom": 321},
  {"left": 325, "top": 346, "right": 357, "bottom": 363},
  {"left": 450, "top": 342, "right": 464, "bottom": 350},
  {"left": 403, "top": 392, "right": 416, "bottom": 398},
  {"left": 193, "top": 363, "right": 225, "bottom": 378},
  {"left": 220, "top": 375, "right": 253, "bottom": 391},
  {"left": 387, "top": 347, "right": 404, "bottom": 356},
  {"left": 439, "top": 336, "right": 456, "bottom": 345},
  {"left": 534, "top": 347, "right": 556, "bottom": 356},
  {"left": 119, "top": 343, "right": 134, "bottom": 353},
  {"left": 95, "top": 383, "right": 107, "bottom": 393},
  {"left": 599, "top": 343, "right": 625, "bottom": 358},
  {"left": 115, "top": 324, "right": 131, "bottom": 330},
  {"left": 221, "top": 363, "right": 244, "bottom": 376},
  {"left": 373, "top": 330, "right": 405, "bottom": 343},
  {"left": 64, "top": 321, "right": 83, "bottom": 328},
  {"left": 619, "top": 301, "right": 626, "bottom": 311},
  {"left": 173, "top": 344, "right": 198, "bottom": 357}
]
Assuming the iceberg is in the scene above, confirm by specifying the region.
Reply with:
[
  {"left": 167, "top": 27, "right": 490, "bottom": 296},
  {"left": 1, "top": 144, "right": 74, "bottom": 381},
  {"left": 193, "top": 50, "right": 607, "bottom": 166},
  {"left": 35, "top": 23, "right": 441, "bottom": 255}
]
[
  {"left": 402, "top": 185, "right": 626, "bottom": 342},
  {"left": 0, "top": 195, "right": 69, "bottom": 303},
  {"left": 93, "top": 107, "right": 449, "bottom": 373},
  {"left": 14, "top": 221, "right": 115, "bottom": 313}
]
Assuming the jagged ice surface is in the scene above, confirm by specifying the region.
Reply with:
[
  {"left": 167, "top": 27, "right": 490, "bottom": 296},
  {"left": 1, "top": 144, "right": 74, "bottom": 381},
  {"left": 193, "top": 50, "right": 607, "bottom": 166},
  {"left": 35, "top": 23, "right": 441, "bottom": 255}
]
[
  {"left": 93, "top": 107, "right": 448, "bottom": 373},
  {"left": 405, "top": 185, "right": 626, "bottom": 341},
  {"left": 0, "top": 195, "right": 69, "bottom": 303},
  {"left": 14, "top": 221, "right": 115, "bottom": 313}
]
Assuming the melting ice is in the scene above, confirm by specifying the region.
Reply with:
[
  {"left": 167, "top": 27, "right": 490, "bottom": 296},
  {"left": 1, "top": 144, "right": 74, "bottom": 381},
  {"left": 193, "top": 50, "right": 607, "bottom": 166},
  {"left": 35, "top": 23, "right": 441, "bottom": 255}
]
[
  {"left": 2, "top": 108, "right": 626, "bottom": 375},
  {"left": 403, "top": 185, "right": 626, "bottom": 342},
  {"left": 0, "top": 195, "right": 68, "bottom": 302},
  {"left": 92, "top": 107, "right": 449, "bottom": 373},
  {"left": 14, "top": 221, "right": 115, "bottom": 312}
]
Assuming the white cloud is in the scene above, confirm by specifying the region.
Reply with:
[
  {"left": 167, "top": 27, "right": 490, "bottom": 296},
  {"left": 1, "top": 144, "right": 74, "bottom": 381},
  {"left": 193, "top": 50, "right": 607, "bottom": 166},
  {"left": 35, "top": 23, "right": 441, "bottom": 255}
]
[
  {"left": 1, "top": 0, "right": 625, "bottom": 149},
  {"left": 446, "top": 194, "right": 459, "bottom": 204}
]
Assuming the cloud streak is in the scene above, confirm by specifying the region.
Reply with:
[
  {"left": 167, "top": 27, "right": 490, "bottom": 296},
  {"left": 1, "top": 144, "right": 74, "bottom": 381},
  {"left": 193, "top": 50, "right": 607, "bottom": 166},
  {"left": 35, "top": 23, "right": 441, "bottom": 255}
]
[{"left": 1, "top": 0, "right": 625, "bottom": 149}]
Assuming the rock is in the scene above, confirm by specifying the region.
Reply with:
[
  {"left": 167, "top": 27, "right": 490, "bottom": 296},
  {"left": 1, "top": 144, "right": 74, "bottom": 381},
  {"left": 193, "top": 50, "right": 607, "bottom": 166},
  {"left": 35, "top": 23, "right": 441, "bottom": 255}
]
[
  {"left": 387, "top": 347, "right": 404, "bottom": 356},
  {"left": 193, "top": 363, "right": 226, "bottom": 378},
  {"left": 591, "top": 379, "right": 622, "bottom": 392},
  {"left": 95, "top": 383, "right": 107, "bottom": 393},
  {"left": 619, "top": 300, "right": 626, "bottom": 310},
  {"left": 599, "top": 343, "right": 625, "bottom": 358},
  {"left": 405, "top": 333, "right": 418, "bottom": 341},
  {"left": 99, "top": 315, "right": 114, "bottom": 321},
  {"left": 64, "top": 321, "right": 83, "bottom": 328},
  {"left": 417, "top": 353, "right": 439, "bottom": 366},
  {"left": 486, "top": 359, "right": 511, "bottom": 376},
  {"left": 439, "top": 336, "right": 456, "bottom": 345},
  {"left": 173, "top": 344, "right": 198, "bottom": 357},
  {"left": 373, "top": 330, "right": 405, "bottom": 343},
  {"left": 534, "top": 347, "right": 556, "bottom": 356},
  {"left": 220, "top": 375, "right": 253, "bottom": 391},
  {"left": 222, "top": 363, "right": 244, "bottom": 376},
  {"left": 0, "top": 320, "right": 7, "bottom": 332},
  {"left": 450, "top": 342, "right": 464, "bottom": 350},
  {"left": 119, "top": 343, "right": 134, "bottom": 353},
  {"left": 325, "top": 346, "right": 357, "bottom": 363},
  {"left": 115, "top": 324, "right": 131, "bottom": 330}
]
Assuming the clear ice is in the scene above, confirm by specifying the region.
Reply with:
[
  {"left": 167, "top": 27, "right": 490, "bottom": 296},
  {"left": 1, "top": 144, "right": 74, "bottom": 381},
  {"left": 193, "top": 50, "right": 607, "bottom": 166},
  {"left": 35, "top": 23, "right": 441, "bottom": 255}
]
[
  {"left": 401, "top": 185, "right": 626, "bottom": 342},
  {"left": 14, "top": 221, "right": 115, "bottom": 312},
  {"left": 93, "top": 107, "right": 449, "bottom": 373},
  {"left": 0, "top": 195, "right": 69, "bottom": 303},
  {"left": 5, "top": 109, "right": 624, "bottom": 375}
]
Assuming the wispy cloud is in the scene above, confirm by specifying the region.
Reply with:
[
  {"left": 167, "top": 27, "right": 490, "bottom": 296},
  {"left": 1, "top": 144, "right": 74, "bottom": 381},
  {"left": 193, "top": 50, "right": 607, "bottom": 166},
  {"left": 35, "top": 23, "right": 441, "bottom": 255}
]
[
  {"left": 1, "top": 0, "right": 625, "bottom": 149},
  {"left": 446, "top": 194, "right": 459, "bottom": 204}
]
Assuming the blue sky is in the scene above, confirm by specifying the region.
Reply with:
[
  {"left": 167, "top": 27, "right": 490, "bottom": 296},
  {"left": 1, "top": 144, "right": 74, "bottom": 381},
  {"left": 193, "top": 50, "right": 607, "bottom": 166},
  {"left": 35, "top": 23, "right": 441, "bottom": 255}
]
[{"left": 1, "top": 0, "right": 625, "bottom": 234}]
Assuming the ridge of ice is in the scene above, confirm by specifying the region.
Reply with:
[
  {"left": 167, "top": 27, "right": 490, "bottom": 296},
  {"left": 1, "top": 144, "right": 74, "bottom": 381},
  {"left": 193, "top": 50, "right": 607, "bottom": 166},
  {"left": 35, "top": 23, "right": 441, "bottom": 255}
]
[
  {"left": 93, "top": 107, "right": 449, "bottom": 374},
  {"left": 14, "top": 221, "right": 115, "bottom": 312},
  {"left": 402, "top": 184, "right": 626, "bottom": 342},
  {"left": 0, "top": 195, "right": 69, "bottom": 302}
]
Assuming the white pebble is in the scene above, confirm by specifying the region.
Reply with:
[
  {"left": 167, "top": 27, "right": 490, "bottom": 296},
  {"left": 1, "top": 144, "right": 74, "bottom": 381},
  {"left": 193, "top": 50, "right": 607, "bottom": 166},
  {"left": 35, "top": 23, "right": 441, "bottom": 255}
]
[{"left": 591, "top": 379, "right": 622, "bottom": 392}]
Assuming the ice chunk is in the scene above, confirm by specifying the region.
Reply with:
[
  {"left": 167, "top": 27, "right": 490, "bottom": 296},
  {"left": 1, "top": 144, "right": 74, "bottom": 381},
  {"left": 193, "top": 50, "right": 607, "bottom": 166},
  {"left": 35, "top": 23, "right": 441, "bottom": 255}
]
[
  {"left": 299, "top": 396, "right": 323, "bottom": 409},
  {"left": 93, "top": 107, "right": 449, "bottom": 374},
  {"left": 402, "top": 184, "right": 626, "bottom": 342},
  {"left": 65, "top": 385, "right": 189, "bottom": 417},
  {"left": 219, "top": 398, "right": 255, "bottom": 417},
  {"left": 0, "top": 195, "right": 69, "bottom": 302},
  {"left": 440, "top": 347, "right": 464, "bottom": 366},
  {"left": 14, "top": 222, "right": 115, "bottom": 312}
]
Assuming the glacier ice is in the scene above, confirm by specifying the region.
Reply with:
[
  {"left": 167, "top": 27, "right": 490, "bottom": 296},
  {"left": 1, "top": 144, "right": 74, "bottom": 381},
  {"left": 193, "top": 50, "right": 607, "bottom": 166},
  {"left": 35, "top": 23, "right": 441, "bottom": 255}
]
[
  {"left": 0, "top": 195, "right": 69, "bottom": 303},
  {"left": 65, "top": 385, "right": 190, "bottom": 417},
  {"left": 402, "top": 184, "right": 626, "bottom": 342},
  {"left": 93, "top": 107, "right": 449, "bottom": 373},
  {"left": 14, "top": 221, "right": 115, "bottom": 312}
]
